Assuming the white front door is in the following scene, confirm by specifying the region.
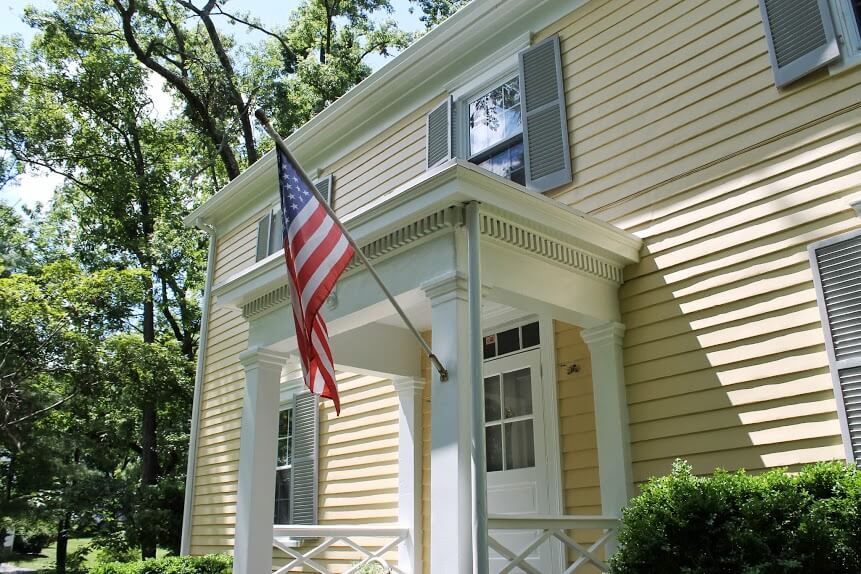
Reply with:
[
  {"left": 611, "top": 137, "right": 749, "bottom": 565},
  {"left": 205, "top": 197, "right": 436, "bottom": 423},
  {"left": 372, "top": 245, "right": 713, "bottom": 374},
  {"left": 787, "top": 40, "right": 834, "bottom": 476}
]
[{"left": 484, "top": 348, "right": 553, "bottom": 573}]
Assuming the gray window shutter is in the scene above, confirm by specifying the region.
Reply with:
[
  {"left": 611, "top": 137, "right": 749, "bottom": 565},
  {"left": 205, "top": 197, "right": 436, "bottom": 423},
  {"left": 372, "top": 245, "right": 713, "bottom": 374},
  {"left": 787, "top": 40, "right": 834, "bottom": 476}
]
[
  {"left": 289, "top": 391, "right": 320, "bottom": 524},
  {"left": 315, "top": 174, "right": 334, "bottom": 204},
  {"left": 758, "top": 0, "right": 840, "bottom": 88},
  {"left": 449, "top": 96, "right": 458, "bottom": 159},
  {"left": 426, "top": 97, "right": 452, "bottom": 169},
  {"left": 255, "top": 213, "right": 270, "bottom": 262},
  {"left": 810, "top": 231, "right": 861, "bottom": 464},
  {"left": 518, "top": 35, "right": 572, "bottom": 193},
  {"left": 268, "top": 211, "right": 283, "bottom": 256}
]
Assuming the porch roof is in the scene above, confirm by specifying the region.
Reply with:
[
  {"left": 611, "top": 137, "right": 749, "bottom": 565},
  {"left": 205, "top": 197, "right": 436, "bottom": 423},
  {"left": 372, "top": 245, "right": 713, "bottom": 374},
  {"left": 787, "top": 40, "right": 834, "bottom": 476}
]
[{"left": 212, "top": 160, "right": 641, "bottom": 316}]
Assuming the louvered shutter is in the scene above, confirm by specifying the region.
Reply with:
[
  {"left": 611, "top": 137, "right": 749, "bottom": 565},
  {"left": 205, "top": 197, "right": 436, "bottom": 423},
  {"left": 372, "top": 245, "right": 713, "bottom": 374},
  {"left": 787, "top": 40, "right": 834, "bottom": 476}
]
[
  {"left": 315, "top": 174, "right": 334, "bottom": 204},
  {"left": 758, "top": 0, "right": 840, "bottom": 87},
  {"left": 810, "top": 231, "right": 861, "bottom": 463},
  {"left": 289, "top": 391, "right": 320, "bottom": 524},
  {"left": 268, "top": 211, "right": 283, "bottom": 256},
  {"left": 255, "top": 213, "right": 270, "bottom": 262},
  {"left": 426, "top": 97, "right": 452, "bottom": 169},
  {"left": 518, "top": 35, "right": 572, "bottom": 193}
]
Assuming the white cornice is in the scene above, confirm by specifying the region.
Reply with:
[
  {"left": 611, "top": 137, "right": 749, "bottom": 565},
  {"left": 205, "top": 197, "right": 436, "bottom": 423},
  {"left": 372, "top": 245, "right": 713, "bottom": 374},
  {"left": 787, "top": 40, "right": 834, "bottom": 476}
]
[
  {"left": 212, "top": 162, "right": 641, "bottom": 315},
  {"left": 184, "top": 0, "right": 588, "bottom": 231}
]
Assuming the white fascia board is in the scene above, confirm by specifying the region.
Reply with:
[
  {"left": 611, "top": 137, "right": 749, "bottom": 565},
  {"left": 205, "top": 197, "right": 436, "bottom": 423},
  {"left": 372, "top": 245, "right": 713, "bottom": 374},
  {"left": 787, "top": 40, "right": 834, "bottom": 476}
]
[
  {"left": 185, "top": 0, "right": 588, "bottom": 233},
  {"left": 212, "top": 162, "right": 641, "bottom": 310}
]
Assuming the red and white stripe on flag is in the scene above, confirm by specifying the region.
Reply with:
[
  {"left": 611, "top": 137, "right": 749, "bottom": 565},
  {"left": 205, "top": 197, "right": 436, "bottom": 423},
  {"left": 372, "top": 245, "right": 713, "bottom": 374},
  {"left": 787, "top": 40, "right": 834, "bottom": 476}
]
[{"left": 278, "top": 149, "right": 354, "bottom": 414}]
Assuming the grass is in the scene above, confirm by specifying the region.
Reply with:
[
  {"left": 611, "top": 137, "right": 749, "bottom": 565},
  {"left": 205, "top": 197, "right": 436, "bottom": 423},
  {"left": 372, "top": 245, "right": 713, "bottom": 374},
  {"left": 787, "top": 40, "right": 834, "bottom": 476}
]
[
  {"left": 6, "top": 539, "right": 169, "bottom": 573},
  {"left": 6, "top": 537, "right": 96, "bottom": 572}
]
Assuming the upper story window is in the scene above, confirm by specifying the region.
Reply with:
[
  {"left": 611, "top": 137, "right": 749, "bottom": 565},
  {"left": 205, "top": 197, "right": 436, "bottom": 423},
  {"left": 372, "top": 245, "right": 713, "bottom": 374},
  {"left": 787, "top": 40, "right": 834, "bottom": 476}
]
[
  {"left": 256, "top": 175, "right": 334, "bottom": 262},
  {"left": 759, "top": 0, "right": 861, "bottom": 87},
  {"left": 274, "top": 407, "right": 293, "bottom": 524},
  {"left": 425, "top": 35, "right": 572, "bottom": 194},
  {"left": 467, "top": 77, "right": 525, "bottom": 186}
]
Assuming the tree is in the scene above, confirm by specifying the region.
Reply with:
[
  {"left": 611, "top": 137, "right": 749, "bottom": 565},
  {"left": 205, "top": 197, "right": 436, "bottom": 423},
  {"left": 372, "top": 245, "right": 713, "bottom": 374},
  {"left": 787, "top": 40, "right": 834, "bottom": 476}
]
[
  {"left": 1, "top": 3, "right": 202, "bottom": 559},
  {"left": 409, "top": 0, "right": 470, "bottom": 29},
  {"left": 107, "top": 0, "right": 413, "bottom": 184}
]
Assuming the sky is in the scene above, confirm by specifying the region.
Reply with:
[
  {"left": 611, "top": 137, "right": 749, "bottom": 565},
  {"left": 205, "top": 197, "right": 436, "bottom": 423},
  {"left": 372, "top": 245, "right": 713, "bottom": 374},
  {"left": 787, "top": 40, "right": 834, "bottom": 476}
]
[{"left": 0, "top": 0, "right": 424, "bottom": 212}]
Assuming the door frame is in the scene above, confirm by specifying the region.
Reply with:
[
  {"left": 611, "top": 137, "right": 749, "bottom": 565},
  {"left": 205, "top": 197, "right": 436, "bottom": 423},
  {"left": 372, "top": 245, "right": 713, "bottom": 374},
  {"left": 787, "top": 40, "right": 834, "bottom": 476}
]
[{"left": 482, "top": 311, "right": 565, "bottom": 569}]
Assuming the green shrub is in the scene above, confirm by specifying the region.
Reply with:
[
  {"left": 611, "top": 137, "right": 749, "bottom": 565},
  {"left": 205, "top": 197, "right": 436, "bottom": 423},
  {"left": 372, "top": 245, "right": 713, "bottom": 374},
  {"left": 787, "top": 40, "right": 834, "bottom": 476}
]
[
  {"left": 12, "top": 530, "right": 53, "bottom": 554},
  {"left": 88, "top": 554, "right": 232, "bottom": 574},
  {"left": 610, "top": 460, "right": 861, "bottom": 574}
]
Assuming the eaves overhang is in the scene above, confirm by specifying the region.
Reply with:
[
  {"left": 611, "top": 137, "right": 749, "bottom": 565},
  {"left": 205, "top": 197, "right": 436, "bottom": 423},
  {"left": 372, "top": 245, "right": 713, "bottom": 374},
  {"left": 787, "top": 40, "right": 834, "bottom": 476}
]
[
  {"left": 212, "top": 160, "right": 642, "bottom": 315},
  {"left": 184, "top": 0, "right": 589, "bottom": 231}
]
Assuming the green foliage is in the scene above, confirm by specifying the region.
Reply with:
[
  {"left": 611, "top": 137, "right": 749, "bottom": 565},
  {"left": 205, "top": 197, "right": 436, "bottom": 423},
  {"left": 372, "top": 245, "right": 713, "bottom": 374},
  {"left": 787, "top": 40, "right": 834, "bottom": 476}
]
[
  {"left": 11, "top": 529, "right": 53, "bottom": 554},
  {"left": 89, "top": 554, "right": 232, "bottom": 574},
  {"left": 408, "top": 0, "right": 470, "bottom": 29},
  {"left": 610, "top": 460, "right": 861, "bottom": 574}
]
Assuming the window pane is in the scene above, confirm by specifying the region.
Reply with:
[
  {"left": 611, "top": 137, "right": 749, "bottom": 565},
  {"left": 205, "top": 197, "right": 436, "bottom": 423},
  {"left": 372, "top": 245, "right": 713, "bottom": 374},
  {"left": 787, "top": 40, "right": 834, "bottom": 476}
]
[
  {"left": 505, "top": 420, "right": 535, "bottom": 470},
  {"left": 278, "top": 409, "right": 292, "bottom": 437},
  {"left": 486, "top": 425, "right": 503, "bottom": 472},
  {"left": 277, "top": 438, "right": 291, "bottom": 467},
  {"left": 503, "top": 368, "right": 532, "bottom": 418},
  {"left": 497, "top": 327, "right": 520, "bottom": 355},
  {"left": 521, "top": 322, "right": 540, "bottom": 348},
  {"left": 484, "top": 375, "right": 501, "bottom": 422},
  {"left": 274, "top": 468, "right": 291, "bottom": 524},
  {"left": 469, "top": 78, "right": 522, "bottom": 156},
  {"left": 484, "top": 335, "right": 497, "bottom": 359}
]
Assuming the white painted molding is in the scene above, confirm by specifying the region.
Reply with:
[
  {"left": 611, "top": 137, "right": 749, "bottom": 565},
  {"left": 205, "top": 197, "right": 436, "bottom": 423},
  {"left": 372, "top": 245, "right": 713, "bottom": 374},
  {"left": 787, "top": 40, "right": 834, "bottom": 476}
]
[
  {"left": 180, "top": 221, "right": 217, "bottom": 556},
  {"left": 580, "top": 322, "right": 626, "bottom": 346},
  {"left": 421, "top": 271, "right": 468, "bottom": 303},
  {"left": 851, "top": 197, "right": 861, "bottom": 217},
  {"left": 392, "top": 376, "right": 427, "bottom": 394},
  {"left": 238, "top": 207, "right": 459, "bottom": 319},
  {"left": 392, "top": 376, "right": 425, "bottom": 574},
  {"left": 238, "top": 346, "right": 291, "bottom": 370},
  {"left": 213, "top": 163, "right": 640, "bottom": 315},
  {"left": 233, "top": 346, "right": 288, "bottom": 574},
  {"left": 581, "top": 322, "right": 634, "bottom": 523}
]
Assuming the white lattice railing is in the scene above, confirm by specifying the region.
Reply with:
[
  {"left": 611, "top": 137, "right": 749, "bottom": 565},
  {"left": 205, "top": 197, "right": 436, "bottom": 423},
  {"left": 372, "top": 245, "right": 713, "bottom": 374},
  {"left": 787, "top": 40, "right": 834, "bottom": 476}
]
[
  {"left": 272, "top": 524, "right": 409, "bottom": 574},
  {"left": 488, "top": 515, "right": 620, "bottom": 574}
]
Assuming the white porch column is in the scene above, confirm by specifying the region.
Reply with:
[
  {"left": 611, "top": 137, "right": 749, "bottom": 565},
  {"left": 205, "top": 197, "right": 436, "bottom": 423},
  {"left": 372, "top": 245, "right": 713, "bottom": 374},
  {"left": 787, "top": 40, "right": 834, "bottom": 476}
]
[
  {"left": 422, "top": 273, "right": 474, "bottom": 574},
  {"left": 581, "top": 323, "right": 634, "bottom": 518},
  {"left": 233, "top": 346, "right": 289, "bottom": 574},
  {"left": 393, "top": 376, "right": 425, "bottom": 574}
]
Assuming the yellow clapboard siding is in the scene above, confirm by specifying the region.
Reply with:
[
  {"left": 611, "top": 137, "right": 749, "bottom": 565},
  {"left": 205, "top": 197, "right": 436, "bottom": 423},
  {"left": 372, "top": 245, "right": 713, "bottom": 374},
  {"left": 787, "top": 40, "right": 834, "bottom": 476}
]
[
  {"left": 188, "top": 0, "right": 861, "bottom": 561},
  {"left": 555, "top": 321, "right": 602, "bottom": 516}
]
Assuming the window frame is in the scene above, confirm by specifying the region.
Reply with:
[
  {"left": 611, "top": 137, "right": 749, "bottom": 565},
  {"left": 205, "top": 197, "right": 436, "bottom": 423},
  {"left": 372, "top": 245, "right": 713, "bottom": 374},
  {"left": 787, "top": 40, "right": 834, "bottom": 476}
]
[
  {"left": 829, "top": 0, "right": 861, "bottom": 72},
  {"left": 451, "top": 53, "right": 521, "bottom": 164},
  {"left": 255, "top": 175, "right": 334, "bottom": 263},
  {"left": 274, "top": 404, "right": 293, "bottom": 525},
  {"left": 465, "top": 76, "right": 523, "bottom": 159}
]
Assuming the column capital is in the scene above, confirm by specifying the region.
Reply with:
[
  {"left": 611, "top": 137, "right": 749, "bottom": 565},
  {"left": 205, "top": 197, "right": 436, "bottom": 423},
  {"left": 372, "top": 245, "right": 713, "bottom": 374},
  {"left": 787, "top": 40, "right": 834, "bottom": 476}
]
[
  {"left": 581, "top": 322, "right": 626, "bottom": 347},
  {"left": 239, "top": 346, "right": 291, "bottom": 370},
  {"left": 392, "top": 376, "right": 426, "bottom": 394},
  {"left": 421, "top": 271, "right": 468, "bottom": 303}
]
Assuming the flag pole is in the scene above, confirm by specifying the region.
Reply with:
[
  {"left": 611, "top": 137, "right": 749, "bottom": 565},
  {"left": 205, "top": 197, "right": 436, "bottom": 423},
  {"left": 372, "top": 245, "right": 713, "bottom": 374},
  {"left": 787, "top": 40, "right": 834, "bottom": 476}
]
[{"left": 255, "top": 109, "right": 449, "bottom": 382}]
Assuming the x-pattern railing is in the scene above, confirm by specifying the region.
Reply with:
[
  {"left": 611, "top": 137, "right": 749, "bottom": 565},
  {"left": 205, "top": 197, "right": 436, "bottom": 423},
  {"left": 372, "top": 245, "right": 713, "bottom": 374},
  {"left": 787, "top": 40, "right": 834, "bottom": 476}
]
[
  {"left": 272, "top": 524, "right": 408, "bottom": 574},
  {"left": 487, "top": 515, "right": 620, "bottom": 574}
]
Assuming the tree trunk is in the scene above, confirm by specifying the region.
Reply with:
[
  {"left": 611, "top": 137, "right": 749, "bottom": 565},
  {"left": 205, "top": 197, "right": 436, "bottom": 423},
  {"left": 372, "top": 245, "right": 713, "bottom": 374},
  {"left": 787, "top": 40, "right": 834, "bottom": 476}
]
[
  {"left": 4, "top": 453, "right": 13, "bottom": 502},
  {"left": 55, "top": 514, "right": 70, "bottom": 574}
]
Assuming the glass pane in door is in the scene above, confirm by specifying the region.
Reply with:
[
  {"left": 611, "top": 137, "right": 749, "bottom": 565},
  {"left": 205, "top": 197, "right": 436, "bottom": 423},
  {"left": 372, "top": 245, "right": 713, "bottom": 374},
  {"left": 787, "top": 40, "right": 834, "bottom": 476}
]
[
  {"left": 505, "top": 420, "right": 535, "bottom": 470},
  {"left": 502, "top": 368, "right": 532, "bottom": 418},
  {"left": 486, "top": 425, "right": 503, "bottom": 472},
  {"left": 485, "top": 375, "right": 501, "bottom": 421}
]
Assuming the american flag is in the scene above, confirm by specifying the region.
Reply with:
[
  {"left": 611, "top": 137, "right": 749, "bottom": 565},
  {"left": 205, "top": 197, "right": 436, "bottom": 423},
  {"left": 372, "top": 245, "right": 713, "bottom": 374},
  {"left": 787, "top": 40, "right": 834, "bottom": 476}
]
[{"left": 278, "top": 149, "right": 354, "bottom": 414}]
